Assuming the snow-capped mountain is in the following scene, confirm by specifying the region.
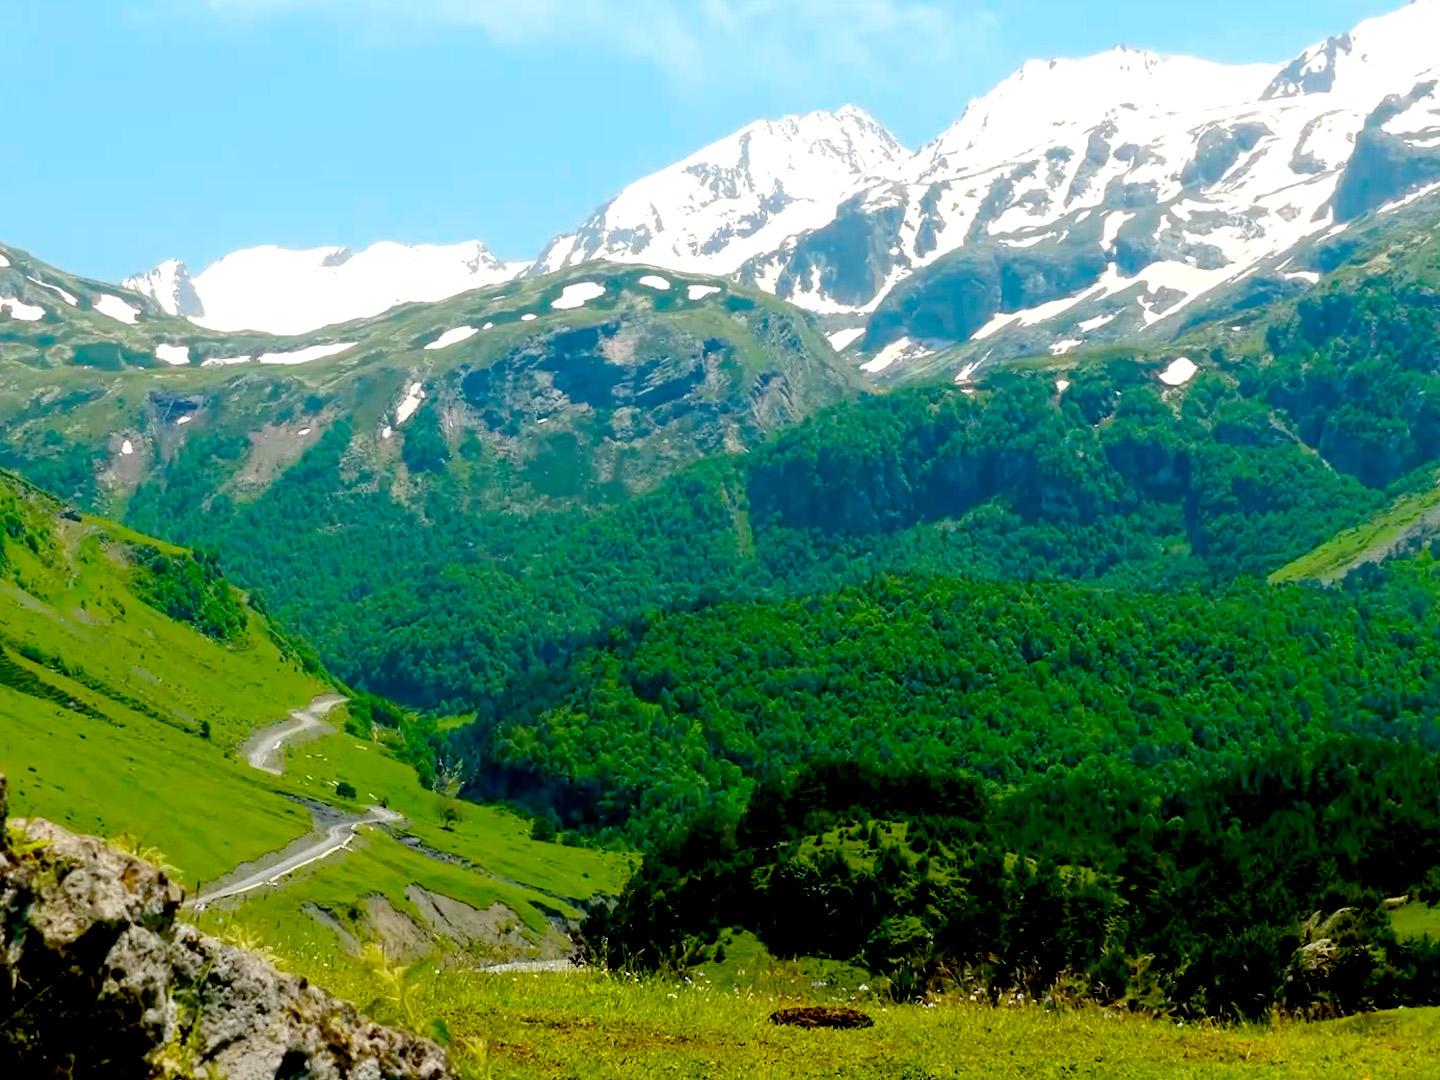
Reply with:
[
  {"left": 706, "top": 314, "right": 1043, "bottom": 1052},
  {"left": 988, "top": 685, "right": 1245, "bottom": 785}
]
[
  {"left": 528, "top": 0, "right": 1440, "bottom": 377},
  {"left": 122, "top": 1, "right": 1440, "bottom": 368},
  {"left": 532, "top": 105, "right": 909, "bottom": 278},
  {"left": 125, "top": 259, "right": 204, "bottom": 319},
  {"left": 126, "top": 241, "right": 525, "bottom": 336}
]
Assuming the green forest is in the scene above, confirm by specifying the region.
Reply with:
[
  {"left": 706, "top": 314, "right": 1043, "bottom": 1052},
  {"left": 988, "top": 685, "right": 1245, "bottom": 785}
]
[
  {"left": 585, "top": 739, "right": 1440, "bottom": 1019},
  {"left": 462, "top": 560, "right": 1440, "bottom": 843}
]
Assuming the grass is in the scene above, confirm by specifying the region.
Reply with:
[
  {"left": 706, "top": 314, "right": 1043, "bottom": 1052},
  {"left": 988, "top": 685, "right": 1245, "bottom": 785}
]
[
  {"left": 0, "top": 680, "right": 312, "bottom": 884},
  {"left": 1390, "top": 901, "right": 1440, "bottom": 943},
  {"left": 274, "top": 729, "right": 632, "bottom": 902},
  {"left": 0, "top": 470, "right": 635, "bottom": 969},
  {"left": 231, "top": 946, "right": 1440, "bottom": 1080},
  {"left": 1271, "top": 477, "right": 1440, "bottom": 584},
  {"left": 0, "top": 482, "right": 328, "bottom": 880},
  {"left": 198, "top": 829, "right": 577, "bottom": 967}
]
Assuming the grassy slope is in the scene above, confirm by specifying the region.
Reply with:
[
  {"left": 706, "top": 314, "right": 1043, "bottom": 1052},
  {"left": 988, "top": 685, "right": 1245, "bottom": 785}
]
[
  {"left": 239, "top": 945, "right": 1440, "bottom": 1080},
  {"left": 1391, "top": 902, "right": 1440, "bottom": 944},
  {"left": 0, "top": 250, "right": 856, "bottom": 509},
  {"left": 0, "top": 470, "right": 628, "bottom": 954},
  {"left": 269, "top": 728, "right": 632, "bottom": 900},
  {"left": 0, "top": 479, "right": 326, "bottom": 880},
  {"left": 1272, "top": 472, "right": 1440, "bottom": 583}
]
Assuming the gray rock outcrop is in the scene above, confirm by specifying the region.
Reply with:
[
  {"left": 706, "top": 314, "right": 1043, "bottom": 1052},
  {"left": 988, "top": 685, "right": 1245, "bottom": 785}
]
[{"left": 0, "top": 774, "right": 454, "bottom": 1078}]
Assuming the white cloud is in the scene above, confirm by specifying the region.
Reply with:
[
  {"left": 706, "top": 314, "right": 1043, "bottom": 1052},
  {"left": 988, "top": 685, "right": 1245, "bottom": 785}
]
[{"left": 192, "top": 0, "right": 994, "bottom": 89}]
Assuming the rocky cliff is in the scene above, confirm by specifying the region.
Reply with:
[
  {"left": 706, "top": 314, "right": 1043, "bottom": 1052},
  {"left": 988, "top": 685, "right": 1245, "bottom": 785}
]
[{"left": 0, "top": 774, "right": 454, "bottom": 1079}]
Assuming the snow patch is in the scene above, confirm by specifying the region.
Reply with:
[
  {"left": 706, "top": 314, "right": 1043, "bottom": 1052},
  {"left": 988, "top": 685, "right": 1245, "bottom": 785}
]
[
  {"left": 1159, "top": 357, "right": 1199, "bottom": 387},
  {"left": 1379, "top": 180, "right": 1440, "bottom": 214},
  {"left": 827, "top": 328, "right": 865, "bottom": 352},
  {"left": 298, "top": 428, "right": 312, "bottom": 437},
  {"left": 974, "top": 290, "right": 1096, "bottom": 342},
  {"left": 256, "top": 342, "right": 355, "bottom": 366},
  {"left": 120, "top": 439, "right": 135, "bottom": 456},
  {"left": 521, "top": 313, "right": 538, "bottom": 322},
  {"left": 394, "top": 382, "right": 426, "bottom": 426},
  {"left": 1050, "top": 339, "right": 1084, "bottom": 356},
  {"left": 482, "top": 321, "right": 495, "bottom": 330},
  {"left": 638, "top": 275, "right": 672, "bottom": 291},
  {"left": 93, "top": 295, "right": 140, "bottom": 325},
  {"left": 381, "top": 426, "right": 394, "bottom": 441},
  {"left": 687, "top": 284, "right": 723, "bottom": 301},
  {"left": 954, "top": 360, "right": 983, "bottom": 385},
  {"left": 862, "top": 336, "right": 931, "bottom": 374},
  {"left": 26, "top": 277, "right": 78, "bottom": 306},
  {"left": 551, "top": 281, "right": 606, "bottom": 311},
  {"left": 176, "top": 415, "right": 193, "bottom": 426},
  {"left": 155, "top": 344, "right": 191, "bottom": 366},
  {"left": 1077, "top": 312, "right": 1119, "bottom": 333},
  {"left": 0, "top": 252, "right": 8, "bottom": 268},
  {"left": 999, "top": 232, "right": 1057, "bottom": 249},
  {"left": 1102, "top": 212, "right": 1135, "bottom": 249},
  {"left": 1056, "top": 378, "right": 1072, "bottom": 395},
  {"left": 425, "top": 326, "right": 479, "bottom": 351},
  {"left": 200, "top": 354, "right": 254, "bottom": 367},
  {"left": 971, "top": 312, "right": 1017, "bottom": 341},
  {"left": 1285, "top": 270, "right": 1321, "bottom": 285},
  {"left": 0, "top": 297, "right": 44, "bottom": 321}
]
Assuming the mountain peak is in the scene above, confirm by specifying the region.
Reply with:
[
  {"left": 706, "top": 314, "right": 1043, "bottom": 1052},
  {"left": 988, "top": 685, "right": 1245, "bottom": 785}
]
[
  {"left": 532, "top": 106, "right": 910, "bottom": 278},
  {"left": 928, "top": 47, "right": 1275, "bottom": 165},
  {"left": 123, "top": 258, "right": 203, "bottom": 319},
  {"left": 1266, "top": 0, "right": 1440, "bottom": 100}
]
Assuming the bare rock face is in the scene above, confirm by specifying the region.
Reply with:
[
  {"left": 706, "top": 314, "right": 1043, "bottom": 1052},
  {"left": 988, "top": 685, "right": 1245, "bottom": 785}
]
[{"left": 0, "top": 775, "right": 454, "bottom": 1079}]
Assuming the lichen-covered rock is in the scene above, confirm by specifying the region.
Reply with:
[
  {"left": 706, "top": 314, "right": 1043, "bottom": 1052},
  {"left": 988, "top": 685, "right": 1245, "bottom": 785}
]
[{"left": 0, "top": 774, "right": 454, "bottom": 1078}]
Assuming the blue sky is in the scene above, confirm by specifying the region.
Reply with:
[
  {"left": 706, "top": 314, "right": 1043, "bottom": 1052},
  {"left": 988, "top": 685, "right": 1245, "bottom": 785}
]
[{"left": 4, "top": 0, "right": 1403, "bottom": 281}]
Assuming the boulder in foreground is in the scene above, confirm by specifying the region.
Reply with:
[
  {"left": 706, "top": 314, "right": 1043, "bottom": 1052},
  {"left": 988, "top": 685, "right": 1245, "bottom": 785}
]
[{"left": 0, "top": 774, "right": 454, "bottom": 1078}]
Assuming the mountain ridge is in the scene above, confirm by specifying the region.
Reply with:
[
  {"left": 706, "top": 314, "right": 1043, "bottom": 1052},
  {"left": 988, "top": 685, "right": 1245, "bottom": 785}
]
[{"left": 107, "top": 1, "right": 1440, "bottom": 373}]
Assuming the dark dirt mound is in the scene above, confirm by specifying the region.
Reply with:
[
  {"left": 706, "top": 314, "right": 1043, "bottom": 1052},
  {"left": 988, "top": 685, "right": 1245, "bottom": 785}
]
[{"left": 769, "top": 1006, "right": 876, "bottom": 1030}]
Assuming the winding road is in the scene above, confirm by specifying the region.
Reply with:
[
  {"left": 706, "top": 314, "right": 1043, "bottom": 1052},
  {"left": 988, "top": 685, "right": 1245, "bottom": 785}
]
[
  {"left": 193, "top": 693, "right": 402, "bottom": 909},
  {"left": 195, "top": 805, "right": 402, "bottom": 908},
  {"left": 242, "top": 693, "right": 348, "bottom": 774}
]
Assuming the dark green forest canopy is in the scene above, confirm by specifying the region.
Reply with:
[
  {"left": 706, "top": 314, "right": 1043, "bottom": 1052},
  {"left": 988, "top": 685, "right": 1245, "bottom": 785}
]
[
  {"left": 585, "top": 739, "right": 1440, "bottom": 1020},
  {"left": 461, "top": 559, "right": 1440, "bottom": 842}
]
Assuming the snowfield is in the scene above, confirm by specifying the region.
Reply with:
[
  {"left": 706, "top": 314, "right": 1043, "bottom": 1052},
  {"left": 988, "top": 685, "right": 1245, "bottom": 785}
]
[
  {"left": 551, "top": 281, "right": 606, "bottom": 310},
  {"left": 155, "top": 344, "right": 191, "bottom": 366},
  {"left": 0, "top": 297, "right": 44, "bottom": 321},
  {"left": 93, "top": 295, "right": 140, "bottom": 324},
  {"left": 425, "top": 326, "right": 479, "bottom": 351},
  {"left": 256, "top": 342, "right": 356, "bottom": 366},
  {"left": 27, "top": 277, "right": 77, "bottom": 306},
  {"left": 127, "top": 241, "right": 526, "bottom": 336},
  {"left": 1159, "top": 357, "right": 1200, "bottom": 387},
  {"left": 394, "top": 382, "right": 426, "bottom": 426}
]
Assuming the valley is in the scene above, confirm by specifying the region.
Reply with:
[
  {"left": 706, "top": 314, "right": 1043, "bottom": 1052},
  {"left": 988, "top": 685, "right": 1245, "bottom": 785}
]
[
  {"left": 0, "top": 470, "right": 626, "bottom": 974},
  {"left": 7, "top": 2, "right": 1440, "bottom": 1075}
]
